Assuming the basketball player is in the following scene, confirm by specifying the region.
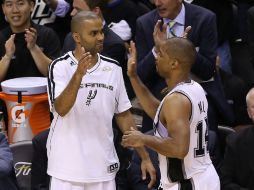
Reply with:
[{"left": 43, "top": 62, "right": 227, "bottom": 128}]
[
  {"left": 122, "top": 35, "right": 220, "bottom": 189},
  {"left": 46, "top": 11, "right": 155, "bottom": 190}
]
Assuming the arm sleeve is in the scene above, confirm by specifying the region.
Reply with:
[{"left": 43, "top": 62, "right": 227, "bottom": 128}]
[
  {"left": 54, "top": 0, "right": 70, "bottom": 17},
  {"left": 47, "top": 61, "right": 68, "bottom": 110}
]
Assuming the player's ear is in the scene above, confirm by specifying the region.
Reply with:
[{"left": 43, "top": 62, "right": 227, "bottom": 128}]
[
  {"left": 72, "top": 32, "right": 80, "bottom": 43},
  {"left": 170, "top": 59, "right": 179, "bottom": 69}
]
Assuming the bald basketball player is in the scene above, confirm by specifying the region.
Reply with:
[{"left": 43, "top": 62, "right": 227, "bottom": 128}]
[{"left": 122, "top": 37, "right": 220, "bottom": 190}]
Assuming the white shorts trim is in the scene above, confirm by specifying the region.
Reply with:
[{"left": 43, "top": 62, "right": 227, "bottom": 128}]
[
  {"left": 161, "top": 164, "right": 220, "bottom": 190},
  {"left": 50, "top": 177, "right": 116, "bottom": 190}
]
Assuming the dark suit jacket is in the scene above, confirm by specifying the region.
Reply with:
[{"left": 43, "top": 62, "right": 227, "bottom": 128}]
[
  {"left": 135, "top": 2, "right": 234, "bottom": 130},
  {"left": 220, "top": 126, "right": 254, "bottom": 190},
  {"left": 248, "top": 6, "right": 254, "bottom": 68}
]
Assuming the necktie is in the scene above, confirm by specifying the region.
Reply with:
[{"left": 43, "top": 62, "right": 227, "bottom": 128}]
[{"left": 167, "top": 20, "right": 177, "bottom": 39}]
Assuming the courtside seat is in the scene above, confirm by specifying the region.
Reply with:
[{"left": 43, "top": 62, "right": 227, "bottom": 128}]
[
  {"left": 10, "top": 141, "right": 33, "bottom": 190},
  {"left": 218, "top": 125, "right": 235, "bottom": 156}
]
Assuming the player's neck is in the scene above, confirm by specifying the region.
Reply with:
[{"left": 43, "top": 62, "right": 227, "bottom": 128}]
[
  {"left": 88, "top": 54, "right": 98, "bottom": 69},
  {"left": 73, "top": 48, "right": 98, "bottom": 69},
  {"left": 166, "top": 75, "right": 190, "bottom": 90}
]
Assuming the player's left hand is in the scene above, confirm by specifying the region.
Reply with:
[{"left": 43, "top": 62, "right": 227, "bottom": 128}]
[
  {"left": 25, "top": 27, "right": 37, "bottom": 50},
  {"left": 141, "top": 158, "right": 156, "bottom": 189},
  {"left": 127, "top": 41, "right": 138, "bottom": 79},
  {"left": 122, "top": 127, "right": 144, "bottom": 148}
]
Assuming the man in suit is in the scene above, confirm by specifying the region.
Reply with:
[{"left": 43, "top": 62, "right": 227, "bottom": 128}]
[
  {"left": 220, "top": 87, "right": 254, "bottom": 190},
  {"left": 135, "top": 0, "right": 234, "bottom": 132}
]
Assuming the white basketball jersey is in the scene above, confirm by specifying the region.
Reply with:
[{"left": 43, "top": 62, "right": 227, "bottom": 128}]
[
  {"left": 46, "top": 52, "right": 132, "bottom": 182},
  {"left": 154, "top": 80, "right": 212, "bottom": 187}
]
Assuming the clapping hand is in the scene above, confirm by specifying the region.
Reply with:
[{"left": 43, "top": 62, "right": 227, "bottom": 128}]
[
  {"left": 25, "top": 27, "right": 37, "bottom": 50},
  {"left": 5, "top": 34, "right": 15, "bottom": 60},
  {"left": 127, "top": 41, "right": 138, "bottom": 78},
  {"left": 153, "top": 20, "right": 167, "bottom": 49},
  {"left": 76, "top": 47, "right": 92, "bottom": 76}
]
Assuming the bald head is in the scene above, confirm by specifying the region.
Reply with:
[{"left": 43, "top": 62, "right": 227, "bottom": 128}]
[
  {"left": 71, "top": 10, "right": 101, "bottom": 33},
  {"left": 246, "top": 88, "right": 254, "bottom": 106},
  {"left": 161, "top": 37, "right": 196, "bottom": 72}
]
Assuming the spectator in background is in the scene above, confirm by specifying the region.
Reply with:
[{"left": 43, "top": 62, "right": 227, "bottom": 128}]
[
  {"left": 189, "top": 0, "right": 234, "bottom": 74},
  {"left": 0, "top": 133, "right": 20, "bottom": 190},
  {"left": 220, "top": 87, "right": 254, "bottom": 190},
  {"left": 135, "top": 0, "right": 234, "bottom": 132},
  {"left": 31, "top": 0, "right": 72, "bottom": 45},
  {"left": 0, "top": 0, "right": 60, "bottom": 145},
  {"left": 104, "top": 0, "right": 142, "bottom": 41},
  {"left": 235, "top": 0, "right": 254, "bottom": 42},
  {"left": 0, "top": 0, "right": 61, "bottom": 81}
]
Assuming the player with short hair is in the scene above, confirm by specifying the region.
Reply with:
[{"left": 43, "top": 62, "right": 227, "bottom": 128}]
[
  {"left": 122, "top": 27, "right": 220, "bottom": 189},
  {"left": 47, "top": 10, "right": 156, "bottom": 190}
]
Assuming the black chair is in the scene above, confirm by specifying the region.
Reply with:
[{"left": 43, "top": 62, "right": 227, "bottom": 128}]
[
  {"left": 10, "top": 141, "right": 33, "bottom": 190},
  {"left": 217, "top": 125, "right": 235, "bottom": 157}
]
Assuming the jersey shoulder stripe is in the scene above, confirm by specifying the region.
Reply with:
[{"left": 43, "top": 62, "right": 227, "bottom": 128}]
[
  {"left": 50, "top": 53, "right": 70, "bottom": 66},
  {"left": 100, "top": 54, "right": 120, "bottom": 66},
  {"left": 48, "top": 54, "right": 70, "bottom": 105}
]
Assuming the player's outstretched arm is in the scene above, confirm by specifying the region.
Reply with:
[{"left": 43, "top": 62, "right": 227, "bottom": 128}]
[
  {"left": 122, "top": 93, "right": 190, "bottom": 159},
  {"left": 128, "top": 41, "right": 160, "bottom": 119}
]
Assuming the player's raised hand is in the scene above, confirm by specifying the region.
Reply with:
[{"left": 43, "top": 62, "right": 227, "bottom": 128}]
[
  {"left": 127, "top": 41, "right": 138, "bottom": 78},
  {"left": 25, "top": 27, "right": 37, "bottom": 50},
  {"left": 76, "top": 47, "right": 92, "bottom": 76},
  {"left": 153, "top": 20, "right": 167, "bottom": 48}
]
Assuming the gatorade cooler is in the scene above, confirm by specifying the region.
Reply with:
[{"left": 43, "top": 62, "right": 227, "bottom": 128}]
[{"left": 0, "top": 77, "right": 50, "bottom": 144}]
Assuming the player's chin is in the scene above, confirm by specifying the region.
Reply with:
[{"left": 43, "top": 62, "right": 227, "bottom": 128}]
[{"left": 96, "top": 44, "right": 103, "bottom": 52}]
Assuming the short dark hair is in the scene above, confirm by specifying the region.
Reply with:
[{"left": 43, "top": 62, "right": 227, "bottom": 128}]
[
  {"left": 162, "top": 37, "right": 196, "bottom": 71},
  {"left": 71, "top": 10, "right": 100, "bottom": 33}
]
